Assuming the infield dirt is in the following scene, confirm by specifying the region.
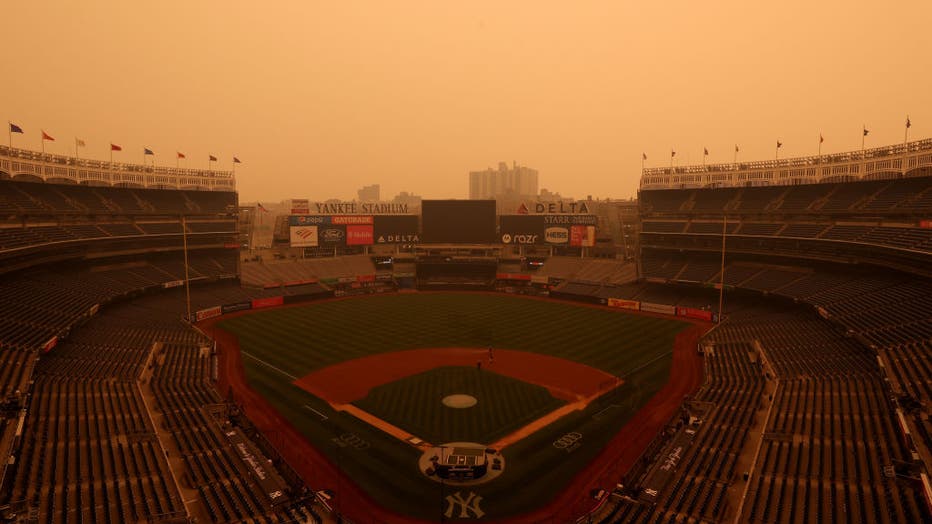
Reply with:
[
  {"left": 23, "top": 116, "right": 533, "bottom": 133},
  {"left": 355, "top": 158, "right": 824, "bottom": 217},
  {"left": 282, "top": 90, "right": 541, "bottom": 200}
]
[{"left": 199, "top": 293, "right": 709, "bottom": 523}]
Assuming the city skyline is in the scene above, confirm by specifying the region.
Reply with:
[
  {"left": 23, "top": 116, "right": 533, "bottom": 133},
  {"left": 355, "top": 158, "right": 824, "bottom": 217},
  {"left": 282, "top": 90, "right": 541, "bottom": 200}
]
[{"left": 2, "top": 1, "right": 930, "bottom": 202}]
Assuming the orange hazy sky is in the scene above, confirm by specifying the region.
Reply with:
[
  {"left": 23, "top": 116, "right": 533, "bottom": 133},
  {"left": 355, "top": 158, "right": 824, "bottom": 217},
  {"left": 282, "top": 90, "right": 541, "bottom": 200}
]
[{"left": 3, "top": 1, "right": 930, "bottom": 202}]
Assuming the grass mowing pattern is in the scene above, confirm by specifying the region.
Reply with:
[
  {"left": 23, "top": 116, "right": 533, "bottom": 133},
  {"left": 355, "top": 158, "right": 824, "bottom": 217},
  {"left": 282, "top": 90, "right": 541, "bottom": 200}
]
[
  {"left": 219, "top": 293, "right": 693, "bottom": 519},
  {"left": 353, "top": 366, "right": 565, "bottom": 444},
  {"left": 219, "top": 293, "right": 688, "bottom": 380}
]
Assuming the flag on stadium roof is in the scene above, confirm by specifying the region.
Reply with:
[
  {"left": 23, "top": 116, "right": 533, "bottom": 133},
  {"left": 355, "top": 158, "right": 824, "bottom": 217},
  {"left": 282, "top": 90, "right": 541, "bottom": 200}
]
[
  {"left": 75, "top": 138, "right": 86, "bottom": 148},
  {"left": 209, "top": 154, "right": 218, "bottom": 162},
  {"left": 906, "top": 116, "right": 911, "bottom": 129},
  {"left": 110, "top": 143, "right": 122, "bottom": 151},
  {"left": 642, "top": 152, "right": 647, "bottom": 160},
  {"left": 735, "top": 144, "right": 739, "bottom": 152},
  {"left": 863, "top": 127, "right": 869, "bottom": 136},
  {"left": 144, "top": 148, "right": 154, "bottom": 155},
  {"left": 703, "top": 147, "right": 709, "bottom": 156},
  {"left": 41, "top": 130, "right": 55, "bottom": 141},
  {"left": 233, "top": 157, "right": 242, "bottom": 163},
  {"left": 776, "top": 140, "right": 782, "bottom": 148},
  {"left": 819, "top": 134, "right": 824, "bottom": 144},
  {"left": 177, "top": 151, "right": 186, "bottom": 159},
  {"left": 257, "top": 203, "right": 268, "bottom": 212},
  {"left": 9, "top": 123, "right": 23, "bottom": 134},
  {"left": 670, "top": 150, "right": 676, "bottom": 158}
]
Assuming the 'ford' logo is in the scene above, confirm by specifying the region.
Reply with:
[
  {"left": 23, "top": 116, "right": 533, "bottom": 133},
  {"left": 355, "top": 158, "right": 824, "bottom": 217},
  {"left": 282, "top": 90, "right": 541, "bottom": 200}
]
[{"left": 321, "top": 229, "right": 345, "bottom": 241}]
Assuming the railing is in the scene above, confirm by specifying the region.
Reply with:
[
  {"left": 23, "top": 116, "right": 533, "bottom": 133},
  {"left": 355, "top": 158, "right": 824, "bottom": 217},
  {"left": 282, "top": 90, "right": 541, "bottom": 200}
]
[
  {"left": 0, "top": 144, "right": 235, "bottom": 191},
  {"left": 641, "top": 137, "right": 932, "bottom": 190}
]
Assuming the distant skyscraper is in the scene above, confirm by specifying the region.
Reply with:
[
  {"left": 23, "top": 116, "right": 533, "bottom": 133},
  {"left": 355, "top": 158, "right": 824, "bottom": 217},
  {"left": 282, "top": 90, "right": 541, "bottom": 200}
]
[
  {"left": 469, "top": 161, "right": 538, "bottom": 200},
  {"left": 357, "top": 184, "right": 380, "bottom": 202}
]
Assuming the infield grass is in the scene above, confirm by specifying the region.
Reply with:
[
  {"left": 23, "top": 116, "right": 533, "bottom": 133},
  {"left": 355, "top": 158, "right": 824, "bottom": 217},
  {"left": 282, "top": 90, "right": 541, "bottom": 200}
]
[
  {"left": 218, "top": 293, "right": 693, "bottom": 520},
  {"left": 353, "top": 366, "right": 565, "bottom": 444}
]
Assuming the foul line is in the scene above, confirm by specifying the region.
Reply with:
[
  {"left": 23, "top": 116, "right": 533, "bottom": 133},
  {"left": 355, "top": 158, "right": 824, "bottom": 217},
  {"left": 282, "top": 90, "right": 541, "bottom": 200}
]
[
  {"left": 241, "top": 351, "right": 298, "bottom": 381},
  {"left": 621, "top": 350, "right": 672, "bottom": 379},
  {"left": 303, "top": 405, "right": 329, "bottom": 420}
]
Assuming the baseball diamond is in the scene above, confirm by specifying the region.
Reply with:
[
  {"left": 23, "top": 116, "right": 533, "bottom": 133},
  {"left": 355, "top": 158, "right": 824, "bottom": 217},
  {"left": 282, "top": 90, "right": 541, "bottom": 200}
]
[{"left": 204, "top": 292, "right": 707, "bottom": 521}]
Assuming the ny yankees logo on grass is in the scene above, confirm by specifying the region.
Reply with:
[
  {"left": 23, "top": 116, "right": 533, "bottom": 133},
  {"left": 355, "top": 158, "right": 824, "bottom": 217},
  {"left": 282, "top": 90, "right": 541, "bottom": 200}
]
[{"left": 444, "top": 491, "right": 485, "bottom": 519}]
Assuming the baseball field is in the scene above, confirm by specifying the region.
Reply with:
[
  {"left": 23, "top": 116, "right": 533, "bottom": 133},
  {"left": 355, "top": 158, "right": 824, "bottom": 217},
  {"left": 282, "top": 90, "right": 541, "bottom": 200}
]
[{"left": 203, "top": 292, "right": 706, "bottom": 522}]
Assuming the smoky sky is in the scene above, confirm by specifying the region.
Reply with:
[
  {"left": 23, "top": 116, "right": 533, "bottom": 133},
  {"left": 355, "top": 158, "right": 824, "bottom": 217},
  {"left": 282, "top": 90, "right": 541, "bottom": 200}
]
[{"left": 3, "top": 1, "right": 929, "bottom": 202}]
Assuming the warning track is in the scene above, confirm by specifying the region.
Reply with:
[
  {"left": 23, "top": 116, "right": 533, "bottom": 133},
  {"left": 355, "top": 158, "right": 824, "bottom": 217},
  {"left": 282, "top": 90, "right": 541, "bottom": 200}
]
[{"left": 199, "top": 293, "right": 708, "bottom": 523}]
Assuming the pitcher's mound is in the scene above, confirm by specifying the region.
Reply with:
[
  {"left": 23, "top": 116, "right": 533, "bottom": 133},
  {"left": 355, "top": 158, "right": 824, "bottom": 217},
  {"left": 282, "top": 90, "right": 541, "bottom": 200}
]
[{"left": 442, "top": 394, "right": 478, "bottom": 408}]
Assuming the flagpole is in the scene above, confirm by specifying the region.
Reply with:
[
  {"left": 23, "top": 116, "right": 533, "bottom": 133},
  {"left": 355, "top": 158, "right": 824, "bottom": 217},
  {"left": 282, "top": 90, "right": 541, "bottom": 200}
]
[
  {"left": 861, "top": 126, "right": 866, "bottom": 159},
  {"left": 734, "top": 145, "right": 738, "bottom": 165},
  {"left": 7, "top": 122, "right": 10, "bottom": 150},
  {"left": 818, "top": 135, "right": 823, "bottom": 177},
  {"left": 75, "top": 137, "right": 79, "bottom": 159},
  {"left": 41, "top": 133, "right": 45, "bottom": 155},
  {"left": 903, "top": 116, "right": 910, "bottom": 176}
]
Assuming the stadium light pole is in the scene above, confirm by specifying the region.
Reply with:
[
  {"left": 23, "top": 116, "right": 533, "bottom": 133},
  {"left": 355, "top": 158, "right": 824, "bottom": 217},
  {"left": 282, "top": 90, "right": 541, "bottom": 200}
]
[
  {"left": 182, "top": 215, "right": 193, "bottom": 323},
  {"left": 717, "top": 214, "right": 726, "bottom": 323}
]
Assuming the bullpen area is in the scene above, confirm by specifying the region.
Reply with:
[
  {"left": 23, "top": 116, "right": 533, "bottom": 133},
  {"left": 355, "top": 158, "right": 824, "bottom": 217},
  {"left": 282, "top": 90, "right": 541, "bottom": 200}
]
[{"left": 204, "top": 293, "right": 706, "bottom": 522}]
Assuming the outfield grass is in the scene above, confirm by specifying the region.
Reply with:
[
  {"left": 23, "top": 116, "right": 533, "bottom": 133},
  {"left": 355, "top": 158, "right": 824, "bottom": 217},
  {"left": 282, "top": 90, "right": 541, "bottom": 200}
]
[
  {"left": 220, "top": 293, "right": 686, "bottom": 379},
  {"left": 219, "top": 293, "right": 692, "bottom": 520},
  {"left": 353, "top": 366, "right": 565, "bottom": 444}
]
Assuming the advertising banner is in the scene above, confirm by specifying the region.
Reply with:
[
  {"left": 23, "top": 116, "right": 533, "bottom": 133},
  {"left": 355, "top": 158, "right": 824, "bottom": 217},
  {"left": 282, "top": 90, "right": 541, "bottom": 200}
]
[
  {"left": 499, "top": 215, "right": 598, "bottom": 245},
  {"left": 283, "top": 290, "right": 335, "bottom": 304},
  {"left": 357, "top": 274, "right": 376, "bottom": 283},
  {"left": 290, "top": 225, "right": 319, "bottom": 247},
  {"left": 531, "top": 275, "right": 550, "bottom": 284},
  {"left": 608, "top": 298, "right": 640, "bottom": 310},
  {"left": 195, "top": 305, "right": 222, "bottom": 321},
  {"left": 337, "top": 276, "right": 356, "bottom": 284},
  {"left": 251, "top": 296, "right": 284, "bottom": 309},
  {"left": 516, "top": 201, "right": 593, "bottom": 214},
  {"left": 317, "top": 225, "right": 346, "bottom": 245},
  {"left": 374, "top": 215, "right": 420, "bottom": 244},
  {"left": 331, "top": 216, "right": 373, "bottom": 225},
  {"left": 290, "top": 215, "right": 330, "bottom": 226},
  {"left": 222, "top": 302, "right": 252, "bottom": 314},
  {"left": 641, "top": 302, "right": 676, "bottom": 315},
  {"left": 346, "top": 224, "right": 374, "bottom": 245},
  {"left": 920, "top": 220, "right": 932, "bottom": 229},
  {"left": 163, "top": 280, "right": 184, "bottom": 289},
  {"left": 43, "top": 336, "right": 58, "bottom": 353},
  {"left": 291, "top": 199, "right": 309, "bottom": 215},
  {"left": 283, "top": 279, "right": 318, "bottom": 287},
  {"left": 570, "top": 225, "right": 596, "bottom": 247},
  {"left": 676, "top": 307, "right": 713, "bottom": 321},
  {"left": 496, "top": 273, "right": 531, "bottom": 281}
]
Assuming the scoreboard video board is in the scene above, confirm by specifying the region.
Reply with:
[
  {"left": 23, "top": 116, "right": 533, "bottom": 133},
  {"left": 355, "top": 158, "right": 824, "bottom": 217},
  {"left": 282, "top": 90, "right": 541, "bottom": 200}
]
[{"left": 421, "top": 200, "right": 497, "bottom": 243}]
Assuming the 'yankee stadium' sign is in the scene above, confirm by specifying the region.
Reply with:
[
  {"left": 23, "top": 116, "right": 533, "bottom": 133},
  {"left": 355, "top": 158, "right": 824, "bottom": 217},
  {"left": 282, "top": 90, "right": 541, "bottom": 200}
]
[{"left": 293, "top": 202, "right": 411, "bottom": 215}]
